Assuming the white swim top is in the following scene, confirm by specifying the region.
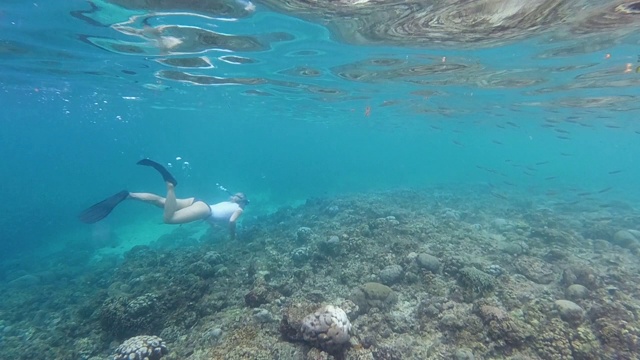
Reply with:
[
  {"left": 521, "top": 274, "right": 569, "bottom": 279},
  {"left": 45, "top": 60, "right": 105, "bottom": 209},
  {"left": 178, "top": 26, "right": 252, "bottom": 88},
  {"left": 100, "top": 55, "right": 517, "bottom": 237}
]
[{"left": 206, "top": 201, "right": 242, "bottom": 224}]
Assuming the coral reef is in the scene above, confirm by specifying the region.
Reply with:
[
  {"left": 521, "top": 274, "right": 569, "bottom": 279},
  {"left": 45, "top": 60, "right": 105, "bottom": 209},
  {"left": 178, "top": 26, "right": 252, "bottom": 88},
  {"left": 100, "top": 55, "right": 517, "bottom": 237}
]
[{"left": 3, "top": 187, "right": 640, "bottom": 359}]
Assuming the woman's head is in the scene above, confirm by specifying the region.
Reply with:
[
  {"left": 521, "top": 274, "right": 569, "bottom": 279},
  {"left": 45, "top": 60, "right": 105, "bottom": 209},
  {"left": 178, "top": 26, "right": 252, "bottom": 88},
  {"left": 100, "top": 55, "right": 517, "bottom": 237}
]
[{"left": 231, "top": 192, "right": 249, "bottom": 206}]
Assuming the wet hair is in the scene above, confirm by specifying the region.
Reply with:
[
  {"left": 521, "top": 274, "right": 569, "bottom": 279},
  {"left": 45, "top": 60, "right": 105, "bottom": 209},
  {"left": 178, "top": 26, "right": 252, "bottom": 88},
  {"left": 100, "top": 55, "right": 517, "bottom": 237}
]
[{"left": 233, "top": 192, "right": 248, "bottom": 204}]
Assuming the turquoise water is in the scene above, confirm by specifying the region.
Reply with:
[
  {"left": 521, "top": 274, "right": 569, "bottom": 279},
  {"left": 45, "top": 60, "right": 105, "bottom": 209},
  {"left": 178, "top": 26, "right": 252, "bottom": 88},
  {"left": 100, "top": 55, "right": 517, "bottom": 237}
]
[
  {"left": 3, "top": 2, "right": 640, "bottom": 359},
  {"left": 1, "top": 0, "right": 639, "bottom": 258}
]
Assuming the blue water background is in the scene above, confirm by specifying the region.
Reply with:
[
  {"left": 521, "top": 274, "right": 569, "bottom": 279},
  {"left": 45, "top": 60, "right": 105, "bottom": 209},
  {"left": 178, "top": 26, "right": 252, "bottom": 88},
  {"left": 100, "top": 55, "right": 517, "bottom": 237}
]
[{"left": 1, "top": 1, "right": 639, "bottom": 259}]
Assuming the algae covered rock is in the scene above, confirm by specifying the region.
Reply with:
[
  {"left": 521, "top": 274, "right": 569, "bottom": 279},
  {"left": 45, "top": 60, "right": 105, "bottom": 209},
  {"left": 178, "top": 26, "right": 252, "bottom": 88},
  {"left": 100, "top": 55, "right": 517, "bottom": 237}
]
[
  {"left": 513, "top": 256, "right": 556, "bottom": 284},
  {"left": 555, "top": 299, "right": 584, "bottom": 324},
  {"left": 416, "top": 253, "right": 441, "bottom": 273},
  {"left": 296, "top": 227, "right": 313, "bottom": 243},
  {"left": 561, "top": 264, "right": 600, "bottom": 289},
  {"left": 319, "top": 235, "right": 342, "bottom": 256},
  {"left": 454, "top": 348, "right": 475, "bottom": 360},
  {"left": 500, "top": 242, "right": 527, "bottom": 256},
  {"left": 612, "top": 230, "right": 639, "bottom": 249},
  {"left": 279, "top": 302, "right": 318, "bottom": 342},
  {"left": 7, "top": 274, "right": 40, "bottom": 288},
  {"left": 476, "top": 304, "right": 526, "bottom": 347},
  {"left": 350, "top": 282, "right": 397, "bottom": 312},
  {"left": 187, "top": 261, "right": 215, "bottom": 278},
  {"left": 244, "top": 276, "right": 280, "bottom": 308},
  {"left": 566, "top": 284, "right": 589, "bottom": 300},
  {"left": 379, "top": 265, "right": 403, "bottom": 285},
  {"left": 203, "top": 251, "right": 223, "bottom": 265},
  {"left": 99, "top": 294, "right": 166, "bottom": 339}
]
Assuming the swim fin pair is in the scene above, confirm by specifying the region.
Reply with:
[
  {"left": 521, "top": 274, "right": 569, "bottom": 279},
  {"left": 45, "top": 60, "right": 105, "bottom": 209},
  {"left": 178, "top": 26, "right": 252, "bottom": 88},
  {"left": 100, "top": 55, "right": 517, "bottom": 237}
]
[{"left": 77, "top": 159, "right": 176, "bottom": 224}]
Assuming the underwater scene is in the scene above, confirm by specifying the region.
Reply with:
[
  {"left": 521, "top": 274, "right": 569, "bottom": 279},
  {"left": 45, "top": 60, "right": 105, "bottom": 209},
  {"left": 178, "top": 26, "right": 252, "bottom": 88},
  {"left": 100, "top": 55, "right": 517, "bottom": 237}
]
[{"left": 1, "top": 0, "right": 640, "bottom": 359}]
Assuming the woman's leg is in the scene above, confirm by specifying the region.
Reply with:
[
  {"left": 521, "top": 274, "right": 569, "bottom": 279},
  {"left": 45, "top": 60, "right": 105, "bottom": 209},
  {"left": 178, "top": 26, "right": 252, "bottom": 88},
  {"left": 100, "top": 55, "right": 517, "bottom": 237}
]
[
  {"left": 163, "top": 182, "right": 178, "bottom": 222},
  {"left": 134, "top": 159, "right": 209, "bottom": 224},
  {"left": 163, "top": 182, "right": 211, "bottom": 224},
  {"left": 130, "top": 183, "right": 210, "bottom": 224},
  {"left": 128, "top": 191, "right": 194, "bottom": 209}
]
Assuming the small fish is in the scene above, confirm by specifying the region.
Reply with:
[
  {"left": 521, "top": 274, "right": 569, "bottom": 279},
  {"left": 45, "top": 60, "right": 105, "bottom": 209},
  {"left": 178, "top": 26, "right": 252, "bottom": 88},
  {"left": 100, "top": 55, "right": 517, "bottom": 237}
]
[
  {"left": 554, "top": 129, "right": 570, "bottom": 134},
  {"left": 491, "top": 192, "right": 509, "bottom": 200},
  {"left": 577, "top": 192, "right": 592, "bottom": 196},
  {"left": 608, "top": 170, "right": 623, "bottom": 175},
  {"left": 452, "top": 140, "right": 464, "bottom": 146},
  {"left": 380, "top": 100, "right": 399, "bottom": 107},
  {"left": 492, "top": 140, "right": 503, "bottom": 145},
  {"left": 536, "top": 161, "right": 549, "bottom": 165},
  {"left": 545, "top": 176, "right": 557, "bottom": 180},
  {"left": 598, "top": 187, "right": 613, "bottom": 193},
  {"left": 604, "top": 124, "right": 621, "bottom": 129},
  {"left": 556, "top": 135, "right": 570, "bottom": 140},
  {"left": 506, "top": 121, "right": 519, "bottom": 128},
  {"left": 496, "top": 124, "right": 506, "bottom": 129},
  {"left": 364, "top": 106, "right": 371, "bottom": 117},
  {"left": 560, "top": 152, "right": 572, "bottom": 156},
  {"left": 430, "top": 125, "right": 442, "bottom": 130}
]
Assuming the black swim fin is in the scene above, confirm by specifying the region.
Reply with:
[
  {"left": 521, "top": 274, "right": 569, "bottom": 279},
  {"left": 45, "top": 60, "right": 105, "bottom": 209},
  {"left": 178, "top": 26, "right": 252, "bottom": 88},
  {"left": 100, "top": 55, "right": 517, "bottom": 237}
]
[
  {"left": 137, "top": 158, "right": 177, "bottom": 186},
  {"left": 78, "top": 190, "right": 130, "bottom": 224}
]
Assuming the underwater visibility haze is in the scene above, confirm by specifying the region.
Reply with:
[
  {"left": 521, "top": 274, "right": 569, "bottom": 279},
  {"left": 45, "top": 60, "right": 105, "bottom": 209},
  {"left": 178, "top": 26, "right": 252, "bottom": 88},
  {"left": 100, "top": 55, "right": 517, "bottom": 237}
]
[{"left": 1, "top": 0, "right": 640, "bottom": 358}]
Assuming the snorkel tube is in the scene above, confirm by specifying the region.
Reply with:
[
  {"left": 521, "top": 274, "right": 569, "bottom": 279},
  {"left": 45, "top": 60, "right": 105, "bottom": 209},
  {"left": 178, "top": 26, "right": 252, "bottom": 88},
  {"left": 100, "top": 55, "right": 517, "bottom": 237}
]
[{"left": 216, "top": 183, "right": 250, "bottom": 204}]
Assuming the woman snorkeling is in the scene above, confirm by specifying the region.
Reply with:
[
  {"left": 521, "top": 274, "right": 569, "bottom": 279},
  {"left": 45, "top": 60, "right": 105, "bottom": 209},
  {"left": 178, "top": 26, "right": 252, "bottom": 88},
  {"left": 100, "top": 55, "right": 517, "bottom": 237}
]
[{"left": 79, "top": 159, "right": 248, "bottom": 239}]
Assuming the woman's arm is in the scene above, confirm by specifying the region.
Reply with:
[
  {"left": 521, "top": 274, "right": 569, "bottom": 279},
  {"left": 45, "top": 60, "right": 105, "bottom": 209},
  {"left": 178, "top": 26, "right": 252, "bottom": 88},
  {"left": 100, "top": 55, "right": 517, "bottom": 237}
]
[{"left": 228, "top": 209, "right": 243, "bottom": 239}]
